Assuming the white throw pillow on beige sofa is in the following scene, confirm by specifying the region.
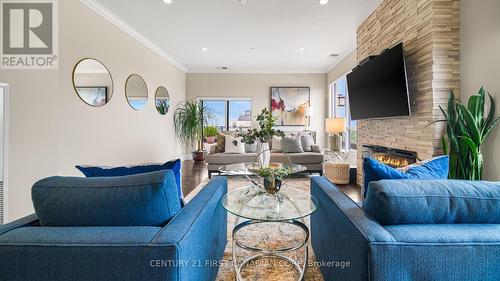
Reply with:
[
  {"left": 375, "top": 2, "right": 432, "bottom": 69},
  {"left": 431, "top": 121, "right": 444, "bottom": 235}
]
[
  {"left": 224, "top": 135, "right": 245, "bottom": 154},
  {"left": 271, "top": 136, "right": 282, "bottom": 152}
]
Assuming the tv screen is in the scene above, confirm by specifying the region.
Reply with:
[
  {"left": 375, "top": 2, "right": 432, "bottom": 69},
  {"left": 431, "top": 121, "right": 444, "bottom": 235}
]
[{"left": 347, "top": 43, "right": 410, "bottom": 120}]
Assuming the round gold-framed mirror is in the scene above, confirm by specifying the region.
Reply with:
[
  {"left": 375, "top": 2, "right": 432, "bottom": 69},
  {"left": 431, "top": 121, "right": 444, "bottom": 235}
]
[
  {"left": 72, "top": 58, "right": 113, "bottom": 107},
  {"left": 125, "top": 74, "right": 148, "bottom": 111},
  {"left": 155, "top": 86, "right": 170, "bottom": 115}
]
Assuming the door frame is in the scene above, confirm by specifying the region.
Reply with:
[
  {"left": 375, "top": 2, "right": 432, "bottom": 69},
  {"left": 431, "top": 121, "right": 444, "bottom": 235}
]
[{"left": 0, "top": 83, "right": 9, "bottom": 223}]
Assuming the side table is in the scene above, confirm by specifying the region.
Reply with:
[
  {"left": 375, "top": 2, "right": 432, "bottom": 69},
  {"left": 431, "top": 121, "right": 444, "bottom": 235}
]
[{"left": 324, "top": 162, "right": 350, "bottom": 184}]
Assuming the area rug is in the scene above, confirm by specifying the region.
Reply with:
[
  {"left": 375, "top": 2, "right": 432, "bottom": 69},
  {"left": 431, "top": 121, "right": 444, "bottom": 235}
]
[{"left": 185, "top": 177, "right": 325, "bottom": 281}]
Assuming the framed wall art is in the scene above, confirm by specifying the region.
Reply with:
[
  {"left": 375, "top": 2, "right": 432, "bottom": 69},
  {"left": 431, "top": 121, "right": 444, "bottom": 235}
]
[{"left": 270, "top": 87, "right": 310, "bottom": 126}]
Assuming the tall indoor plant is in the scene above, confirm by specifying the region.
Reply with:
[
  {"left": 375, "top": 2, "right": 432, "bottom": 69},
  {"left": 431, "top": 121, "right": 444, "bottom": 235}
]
[
  {"left": 437, "top": 87, "right": 499, "bottom": 180},
  {"left": 174, "top": 100, "right": 213, "bottom": 162},
  {"left": 234, "top": 108, "right": 284, "bottom": 167}
]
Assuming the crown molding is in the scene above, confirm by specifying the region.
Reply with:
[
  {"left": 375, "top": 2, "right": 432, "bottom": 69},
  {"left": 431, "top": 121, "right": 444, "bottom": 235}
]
[
  {"left": 188, "top": 69, "right": 328, "bottom": 74},
  {"left": 80, "top": 0, "right": 189, "bottom": 73}
]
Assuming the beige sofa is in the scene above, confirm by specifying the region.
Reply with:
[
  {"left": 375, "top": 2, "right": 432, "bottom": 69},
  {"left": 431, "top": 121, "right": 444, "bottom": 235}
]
[{"left": 206, "top": 131, "right": 324, "bottom": 178}]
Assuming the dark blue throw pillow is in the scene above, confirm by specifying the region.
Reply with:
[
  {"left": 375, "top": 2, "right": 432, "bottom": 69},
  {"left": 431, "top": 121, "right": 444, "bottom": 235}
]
[
  {"left": 76, "top": 159, "right": 182, "bottom": 205},
  {"left": 33, "top": 170, "right": 182, "bottom": 226},
  {"left": 363, "top": 155, "right": 449, "bottom": 199}
]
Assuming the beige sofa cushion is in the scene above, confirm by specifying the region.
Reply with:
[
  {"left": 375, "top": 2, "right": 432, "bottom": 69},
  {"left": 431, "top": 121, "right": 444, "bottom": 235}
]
[
  {"left": 206, "top": 152, "right": 323, "bottom": 165},
  {"left": 206, "top": 153, "right": 258, "bottom": 164},
  {"left": 272, "top": 152, "right": 323, "bottom": 164}
]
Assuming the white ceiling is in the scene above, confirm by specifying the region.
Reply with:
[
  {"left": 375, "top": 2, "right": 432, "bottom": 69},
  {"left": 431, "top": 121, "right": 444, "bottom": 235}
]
[{"left": 86, "top": 0, "right": 382, "bottom": 73}]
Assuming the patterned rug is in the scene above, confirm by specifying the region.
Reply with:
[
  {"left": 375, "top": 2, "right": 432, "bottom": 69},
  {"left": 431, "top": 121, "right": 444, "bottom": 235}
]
[{"left": 185, "top": 177, "right": 325, "bottom": 281}]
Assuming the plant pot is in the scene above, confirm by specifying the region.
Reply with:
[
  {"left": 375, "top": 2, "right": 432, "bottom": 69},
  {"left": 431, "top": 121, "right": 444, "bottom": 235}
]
[
  {"left": 206, "top": 136, "right": 216, "bottom": 144},
  {"left": 263, "top": 178, "right": 282, "bottom": 194},
  {"left": 256, "top": 142, "right": 271, "bottom": 168},
  {"left": 192, "top": 151, "right": 206, "bottom": 162}
]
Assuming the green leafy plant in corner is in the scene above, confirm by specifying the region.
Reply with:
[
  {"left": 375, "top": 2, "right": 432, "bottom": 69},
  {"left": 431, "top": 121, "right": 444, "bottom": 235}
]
[
  {"left": 173, "top": 100, "right": 213, "bottom": 151},
  {"left": 203, "top": 125, "right": 219, "bottom": 138},
  {"left": 436, "top": 87, "right": 500, "bottom": 180},
  {"left": 233, "top": 108, "right": 285, "bottom": 145}
]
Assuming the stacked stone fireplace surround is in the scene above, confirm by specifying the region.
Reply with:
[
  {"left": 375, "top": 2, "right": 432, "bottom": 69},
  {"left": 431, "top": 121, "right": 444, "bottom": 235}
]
[{"left": 355, "top": 0, "right": 460, "bottom": 186}]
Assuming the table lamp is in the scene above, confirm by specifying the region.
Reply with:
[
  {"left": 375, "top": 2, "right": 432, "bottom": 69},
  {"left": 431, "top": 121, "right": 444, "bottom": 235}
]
[
  {"left": 325, "top": 118, "right": 345, "bottom": 152},
  {"left": 304, "top": 107, "right": 314, "bottom": 130}
]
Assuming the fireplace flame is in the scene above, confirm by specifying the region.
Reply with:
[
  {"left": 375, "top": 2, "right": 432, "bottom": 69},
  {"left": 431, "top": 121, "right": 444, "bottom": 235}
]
[{"left": 373, "top": 153, "right": 410, "bottom": 168}]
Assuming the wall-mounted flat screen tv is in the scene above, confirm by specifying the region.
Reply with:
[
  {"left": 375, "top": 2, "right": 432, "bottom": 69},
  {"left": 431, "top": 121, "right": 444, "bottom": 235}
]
[{"left": 347, "top": 43, "right": 410, "bottom": 120}]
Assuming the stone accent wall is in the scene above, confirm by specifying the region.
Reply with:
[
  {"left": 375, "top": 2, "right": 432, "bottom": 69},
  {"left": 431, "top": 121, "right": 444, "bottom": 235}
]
[{"left": 356, "top": 0, "right": 460, "bottom": 186}]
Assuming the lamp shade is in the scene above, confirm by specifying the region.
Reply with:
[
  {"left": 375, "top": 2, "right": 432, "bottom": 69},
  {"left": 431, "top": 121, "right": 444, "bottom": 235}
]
[
  {"left": 325, "top": 118, "right": 346, "bottom": 133},
  {"left": 305, "top": 107, "right": 314, "bottom": 117}
]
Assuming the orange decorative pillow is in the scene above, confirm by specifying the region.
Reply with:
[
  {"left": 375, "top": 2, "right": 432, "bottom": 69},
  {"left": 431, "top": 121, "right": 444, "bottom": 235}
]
[{"left": 216, "top": 132, "right": 226, "bottom": 153}]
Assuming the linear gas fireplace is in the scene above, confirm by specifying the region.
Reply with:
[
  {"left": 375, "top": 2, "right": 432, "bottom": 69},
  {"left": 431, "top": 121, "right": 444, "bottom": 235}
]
[{"left": 362, "top": 145, "right": 418, "bottom": 168}]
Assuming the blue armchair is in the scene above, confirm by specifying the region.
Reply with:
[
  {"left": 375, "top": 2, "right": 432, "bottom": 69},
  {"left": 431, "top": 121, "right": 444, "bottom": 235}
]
[
  {"left": 310, "top": 176, "right": 500, "bottom": 281},
  {"left": 0, "top": 174, "right": 228, "bottom": 281}
]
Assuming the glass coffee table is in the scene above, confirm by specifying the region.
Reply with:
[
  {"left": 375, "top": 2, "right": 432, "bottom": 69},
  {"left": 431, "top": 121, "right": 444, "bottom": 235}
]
[
  {"left": 218, "top": 162, "right": 307, "bottom": 176},
  {"left": 221, "top": 184, "right": 319, "bottom": 280},
  {"left": 218, "top": 162, "right": 308, "bottom": 191}
]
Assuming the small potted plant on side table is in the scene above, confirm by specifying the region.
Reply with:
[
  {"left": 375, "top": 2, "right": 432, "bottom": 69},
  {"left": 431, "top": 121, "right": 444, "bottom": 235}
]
[{"left": 204, "top": 125, "right": 218, "bottom": 144}]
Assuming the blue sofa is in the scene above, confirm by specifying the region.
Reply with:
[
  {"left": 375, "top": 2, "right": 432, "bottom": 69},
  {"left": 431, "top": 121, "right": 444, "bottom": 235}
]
[
  {"left": 311, "top": 176, "right": 500, "bottom": 281},
  {"left": 0, "top": 173, "right": 228, "bottom": 281}
]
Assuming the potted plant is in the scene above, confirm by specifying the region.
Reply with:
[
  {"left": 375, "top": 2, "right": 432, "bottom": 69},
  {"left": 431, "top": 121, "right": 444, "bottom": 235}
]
[
  {"left": 436, "top": 87, "right": 499, "bottom": 180},
  {"left": 174, "top": 100, "right": 213, "bottom": 162},
  {"left": 257, "top": 166, "right": 291, "bottom": 194},
  {"left": 234, "top": 108, "right": 285, "bottom": 168},
  {"left": 204, "top": 126, "right": 218, "bottom": 144}
]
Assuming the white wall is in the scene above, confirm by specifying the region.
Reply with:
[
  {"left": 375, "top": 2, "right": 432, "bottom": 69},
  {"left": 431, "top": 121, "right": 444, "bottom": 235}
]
[
  {"left": 0, "top": 86, "right": 3, "bottom": 180},
  {"left": 0, "top": 0, "right": 186, "bottom": 221},
  {"left": 326, "top": 50, "right": 358, "bottom": 166},
  {"left": 460, "top": 0, "right": 500, "bottom": 181},
  {"left": 0, "top": 86, "right": 3, "bottom": 224},
  {"left": 187, "top": 73, "right": 327, "bottom": 148},
  {"left": 326, "top": 50, "right": 357, "bottom": 117},
  {"left": 327, "top": 50, "right": 357, "bottom": 85}
]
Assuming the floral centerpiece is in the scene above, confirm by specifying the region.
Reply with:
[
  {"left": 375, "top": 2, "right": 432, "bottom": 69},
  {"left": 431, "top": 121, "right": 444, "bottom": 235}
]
[
  {"left": 233, "top": 108, "right": 285, "bottom": 168},
  {"left": 257, "top": 166, "right": 291, "bottom": 194}
]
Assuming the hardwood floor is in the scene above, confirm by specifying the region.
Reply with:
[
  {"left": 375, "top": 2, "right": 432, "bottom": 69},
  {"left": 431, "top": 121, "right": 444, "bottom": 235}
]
[
  {"left": 337, "top": 181, "right": 362, "bottom": 202},
  {"left": 181, "top": 160, "right": 208, "bottom": 196},
  {"left": 181, "top": 160, "right": 362, "bottom": 201}
]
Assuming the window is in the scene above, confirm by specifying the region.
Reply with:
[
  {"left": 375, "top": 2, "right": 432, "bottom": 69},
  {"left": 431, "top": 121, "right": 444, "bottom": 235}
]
[
  {"left": 228, "top": 100, "right": 252, "bottom": 130},
  {"left": 202, "top": 100, "right": 226, "bottom": 131},
  {"left": 330, "top": 76, "right": 357, "bottom": 150},
  {"left": 200, "top": 98, "right": 252, "bottom": 131}
]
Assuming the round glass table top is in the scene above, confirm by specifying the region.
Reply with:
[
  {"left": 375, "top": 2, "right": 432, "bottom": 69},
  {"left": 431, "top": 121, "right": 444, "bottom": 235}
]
[
  {"left": 218, "top": 162, "right": 307, "bottom": 176},
  {"left": 222, "top": 185, "right": 319, "bottom": 222}
]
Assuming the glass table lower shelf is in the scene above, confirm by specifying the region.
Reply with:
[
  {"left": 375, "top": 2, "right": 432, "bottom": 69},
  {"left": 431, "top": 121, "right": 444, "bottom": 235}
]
[{"left": 221, "top": 185, "right": 319, "bottom": 281}]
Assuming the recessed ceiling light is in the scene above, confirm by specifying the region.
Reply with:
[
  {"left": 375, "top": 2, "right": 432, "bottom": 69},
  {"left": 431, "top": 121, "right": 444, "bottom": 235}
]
[
  {"left": 163, "top": 0, "right": 172, "bottom": 4},
  {"left": 298, "top": 48, "right": 305, "bottom": 51},
  {"left": 319, "top": 0, "right": 328, "bottom": 5},
  {"left": 201, "top": 47, "right": 208, "bottom": 52},
  {"left": 239, "top": 0, "right": 248, "bottom": 5}
]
